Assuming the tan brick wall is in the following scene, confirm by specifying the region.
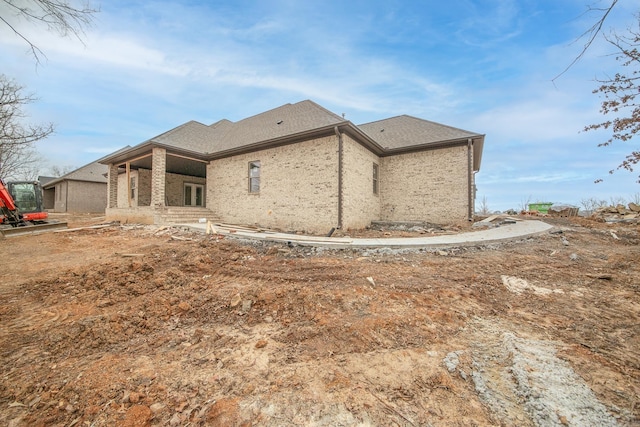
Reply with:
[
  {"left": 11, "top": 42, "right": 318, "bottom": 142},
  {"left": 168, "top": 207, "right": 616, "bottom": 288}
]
[
  {"left": 380, "top": 144, "right": 471, "bottom": 223},
  {"left": 165, "top": 173, "right": 206, "bottom": 207},
  {"left": 341, "top": 135, "right": 381, "bottom": 230},
  {"left": 151, "top": 147, "right": 166, "bottom": 206},
  {"left": 66, "top": 181, "right": 107, "bottom": 213},
  {"left": 207, "top": 136, "right": 339, "bottom": 233},
  {"left": 53, "top": 181, "right": 68, "bottom": 212},
  {"left": 117, "top": 169, "right": 205, "bottom": 208},
  {"left": 107, "top": 164, "right": 118, "bottom": 208},
  {"left": 137, "top": 168, "right": 152, "bottom": 207},
  {"left": 117, "top": 171, "right": 137, "bottom": 208}
]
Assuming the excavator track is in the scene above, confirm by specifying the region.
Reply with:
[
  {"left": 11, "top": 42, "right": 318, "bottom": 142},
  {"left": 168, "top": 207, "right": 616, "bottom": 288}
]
[{"left": 0, "top": 221, "right": 68, "bottom": 238}]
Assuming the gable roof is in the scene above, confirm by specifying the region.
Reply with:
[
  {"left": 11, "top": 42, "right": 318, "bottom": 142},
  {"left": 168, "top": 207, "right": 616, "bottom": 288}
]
[
  {"left": 212, "top": 100, "right": 345, "bottom": 153},
  {"left": 99, "top": 100, "right": 484, "bottom": 170},
  {"left": 42, "top": 161, "right": 108, "bottom": 188},
  {"left": 358, "top": 115, "right": 481, "bottom": 150}
]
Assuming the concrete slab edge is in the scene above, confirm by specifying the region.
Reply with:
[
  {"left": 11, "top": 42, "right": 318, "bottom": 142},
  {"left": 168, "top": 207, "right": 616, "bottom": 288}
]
[{"left": 179, "top": 220, "right": 555, "bottom": 249}]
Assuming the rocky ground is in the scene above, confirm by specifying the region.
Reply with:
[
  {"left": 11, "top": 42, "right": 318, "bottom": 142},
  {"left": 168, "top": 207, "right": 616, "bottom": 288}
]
[{"left": 0, "top": 214, "right": 638, "bottom": 426}]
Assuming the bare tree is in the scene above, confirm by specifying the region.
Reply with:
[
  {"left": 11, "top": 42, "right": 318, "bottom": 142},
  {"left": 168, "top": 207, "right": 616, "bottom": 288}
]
[
  {"left": 584, "top": 16, "right": 640, "bottom": 182},
  {"left": 0, "top": 74, "right": 52, "bottom": 180},
  {"left": 48, "top": 164, "right": 75, "bottom": 176},
  {"left": 519, "top": 195, "right": 532, "bottom": 213},
  {"left": 554, "top": 1, "right": 619, "bottom": 82},
  {"left": 0, "top": 0, "right": 98, "bottom": 63},
  {"left": 477, "top": 196, "right": 490, "bottom": 216},
  {"left": 580, "top": 197, "right": 608, "bottom": 214}
]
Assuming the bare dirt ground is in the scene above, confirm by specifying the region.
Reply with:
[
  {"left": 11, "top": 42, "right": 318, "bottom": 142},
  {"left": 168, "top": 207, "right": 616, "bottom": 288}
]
[{"left": 0, "top": 214, "right": 638, "bottom": 426}]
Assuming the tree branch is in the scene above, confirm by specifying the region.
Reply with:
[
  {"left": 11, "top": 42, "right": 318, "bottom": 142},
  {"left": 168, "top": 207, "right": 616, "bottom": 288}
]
[{"left": 553, "top": 0, "right": 619, "bottom": 82}]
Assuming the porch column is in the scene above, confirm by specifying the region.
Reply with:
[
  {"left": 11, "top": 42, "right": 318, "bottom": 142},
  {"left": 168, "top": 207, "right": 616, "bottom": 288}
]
[
  {"left": 107, "top": 163, "right": 118, "bottom": 208},
  {"left": 151, "top": 147, "right": 166, "bottom": 207}
]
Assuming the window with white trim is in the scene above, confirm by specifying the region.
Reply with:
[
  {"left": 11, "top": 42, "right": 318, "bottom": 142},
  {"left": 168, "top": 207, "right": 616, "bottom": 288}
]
[
  {"left": 248, "top": 161, "right": 261, "bottom": 193},
  {"left": 373, "top": 162, "right": 379, "bottom": 195}
]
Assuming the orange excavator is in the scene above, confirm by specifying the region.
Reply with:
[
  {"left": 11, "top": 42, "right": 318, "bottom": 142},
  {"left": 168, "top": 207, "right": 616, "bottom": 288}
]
[{"left": 0, "top": 179, "right": 67, "bottom": 237}]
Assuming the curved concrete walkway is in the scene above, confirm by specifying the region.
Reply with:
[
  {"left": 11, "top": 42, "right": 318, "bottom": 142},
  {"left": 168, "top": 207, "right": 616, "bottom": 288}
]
[{"left": 181, "top": 219, "right": 554, "bottom": 249}]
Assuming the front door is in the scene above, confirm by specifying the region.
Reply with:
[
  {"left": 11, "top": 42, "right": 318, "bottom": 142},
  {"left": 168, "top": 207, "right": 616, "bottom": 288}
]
[{"left": 184, "top": 183, "right": 204, "bottom": 207}]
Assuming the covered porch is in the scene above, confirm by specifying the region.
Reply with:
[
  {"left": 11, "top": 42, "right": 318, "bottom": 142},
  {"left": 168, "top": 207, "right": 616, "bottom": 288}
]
[{"left": 104, "top": 146, "right": 216, "bottom": 224}]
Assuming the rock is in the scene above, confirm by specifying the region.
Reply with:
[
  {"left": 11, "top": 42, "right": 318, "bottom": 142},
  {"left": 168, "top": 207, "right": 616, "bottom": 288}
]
[
  {"left": 229, "top": 294, "right": 242, "bottom": 308},
  {"left": 629, "top": 202, "right": 640, "bottom": 212},
  {"left": 169, "top": 413, "right": 182, "bottom": 426},
  {"left": 129, "top": 392, "right": 141, "bottom": 403},
  {"left": 255, "top": 339, "right": 268, "bottom": 348},
  {"left": 570, "top": 253, "right": 579, "bottom": 261},
  {"left": 366, "top": 277, "right": 376, "bottom": 286},
  {"left": 178, "top": 301, "right": 191, "bottom": 312},
  {"left": 266, "top": 246, "right": 278, "bottom": 255},
  {"left": 242, "top": 299, "right": 253, "bottom": 312},
  {"left": 443, "top": 351, "right": 462, "bottom": 372},
  {"left": 562, "top": 237, "right": 569, "bottom": 246},
  {"left": 150, "top": 403, "right": 165, "bottom": 414},
  {"left": 121, "top": 405, "right": 152, "bottom": 427}
]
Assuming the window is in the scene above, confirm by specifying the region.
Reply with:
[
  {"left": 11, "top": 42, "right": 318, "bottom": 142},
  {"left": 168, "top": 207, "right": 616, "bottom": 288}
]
[
  {"left": 373, "top": 162, "right": 379, "bottom": 195},
  {"left": 248, "top": 161, "right": 260, "bottom": 193},
  {"left": 184, "top": 183, "right": 204, "bottom": 206},
  {"left": 130, "top": 177, "right": 136, "bottom": 200}
]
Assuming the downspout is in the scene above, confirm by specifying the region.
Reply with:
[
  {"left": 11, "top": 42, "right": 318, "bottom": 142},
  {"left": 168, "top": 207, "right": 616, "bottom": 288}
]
[
  {"left": 334, "top": 126, "right": 343, "bottom": 229},
  {"left": 467, "top": 138, "right": 473, "bottom": 221}
]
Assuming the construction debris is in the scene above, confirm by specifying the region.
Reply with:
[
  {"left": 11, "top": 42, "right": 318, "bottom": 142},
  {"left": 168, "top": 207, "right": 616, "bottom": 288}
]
[
  {"left": 591, "top": 203, "right": 639, "bottom": 222},
  {"left": 473, "top": 215, "right": 519, "bottom": 228},
  {"left": 548, "top": 205, "right": 580, "bottom": 217}
]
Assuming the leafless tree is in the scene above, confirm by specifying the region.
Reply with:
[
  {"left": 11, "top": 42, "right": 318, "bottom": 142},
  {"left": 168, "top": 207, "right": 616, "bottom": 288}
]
[
  {"left": 580, "top": 197, "right": 608, "bottom": 214},
  {"left": 584, "top": 15, "right": 640, "bottom": 182},
  {"left": 1, "top": 0, "right": 98, "bottom": 63},
  {"left": 48, "top": 164, "right": 75, "bottom": 177},
  {"left": 0, "top": 75, "right": 52, "bottom": 180},
  {"left": 477, "top": 196, "right": 490, "bottom": 216},
  {"left": 553, "top": 0, "right": 619, "bottom": 82}
]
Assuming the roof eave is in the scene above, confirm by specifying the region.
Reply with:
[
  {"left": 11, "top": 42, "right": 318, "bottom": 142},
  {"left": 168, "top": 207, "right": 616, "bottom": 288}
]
[
  {"left": 206, "top": 121, "right": 366, "bottom": 160},
  {"left": 99, "top": 141, "right": 209, "bottom": 166},
  {"left": 380, "top": 135, "right": 483, "bottom": 157}
]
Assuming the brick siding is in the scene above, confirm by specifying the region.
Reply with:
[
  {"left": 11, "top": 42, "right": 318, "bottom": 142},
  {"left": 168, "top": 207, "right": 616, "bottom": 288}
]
[
  {"left": 341, "top": 135, "right": 381, "bottom": 230},
  {"left": 380, "top": 144, "right": 472, "bottom": 223},
  {"left": 207, "top": 136, "right": 339, "bottom": 234}
]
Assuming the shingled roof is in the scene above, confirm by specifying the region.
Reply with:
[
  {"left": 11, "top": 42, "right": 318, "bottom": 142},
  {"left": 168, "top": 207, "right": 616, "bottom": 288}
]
[
  {"left": 100, "top": 100, "right": 484, "bottom": 168},
  {"left": 358, "top": 115, "right": 482, "bottom": 150},
  {"left": 42, "top": 161, "right": 108, "bottom": 188}
]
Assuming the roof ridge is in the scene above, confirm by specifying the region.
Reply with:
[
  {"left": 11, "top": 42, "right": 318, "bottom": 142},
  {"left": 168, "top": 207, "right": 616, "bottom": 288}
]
[
  {"left": 149, "top": 120, "right": 208, "bottom": 142},
  {"left": 294, "top": 99, "right": 345, "bottom": 121},
  {"left": 361, "top": 114, "right": 481, "bottom": 137},
  {"left": 209, "top": 118, "right": 233, "bottom": 127},
  {"left": 233, "top": 102, "right": 293, "bottom": 124}
]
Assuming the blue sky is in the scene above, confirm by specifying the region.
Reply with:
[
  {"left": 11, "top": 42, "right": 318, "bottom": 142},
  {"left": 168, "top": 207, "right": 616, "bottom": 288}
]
[{"left": 1, "top": 0, "right": 639, "bottom": 211}]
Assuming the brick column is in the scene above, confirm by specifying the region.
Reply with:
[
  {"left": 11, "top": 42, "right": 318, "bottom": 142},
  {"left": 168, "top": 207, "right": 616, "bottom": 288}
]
[
  {"left": 107, "top": 164, "right": 119, "bottom": 208},
  {"left": 151, "top": 147, "right": 166, "bottom": 207}
]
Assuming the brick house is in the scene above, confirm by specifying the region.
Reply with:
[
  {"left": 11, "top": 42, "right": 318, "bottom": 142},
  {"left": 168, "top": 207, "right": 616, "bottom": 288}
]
[
  {"left": 100, "top": 100, "right": 484, "bottom": 232},
  {"left": 42, "top": 161, "right": 108, "bottom": 213}
]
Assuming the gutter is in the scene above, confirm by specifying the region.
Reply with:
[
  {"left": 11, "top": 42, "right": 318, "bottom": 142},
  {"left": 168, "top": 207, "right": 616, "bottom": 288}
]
[
  {"left": 334, "top": 126, "right": 343, "bottom": 229},
  {"left": 467, "top": 138, "right": 473, "bottom": 221}
]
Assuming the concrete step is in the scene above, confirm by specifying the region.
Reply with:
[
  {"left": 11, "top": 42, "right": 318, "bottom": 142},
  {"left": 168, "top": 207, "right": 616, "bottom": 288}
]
[{"left": 157, "top": 207, "right": 218, "bottom": 224}]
